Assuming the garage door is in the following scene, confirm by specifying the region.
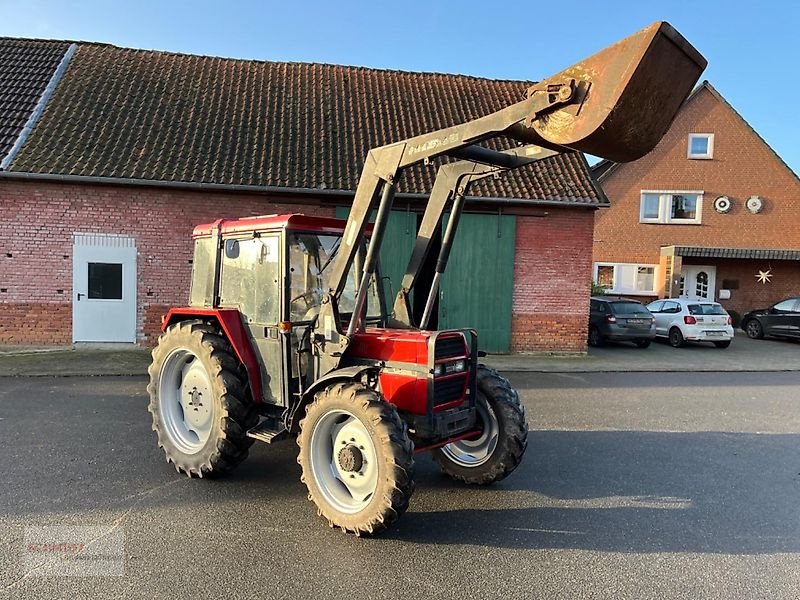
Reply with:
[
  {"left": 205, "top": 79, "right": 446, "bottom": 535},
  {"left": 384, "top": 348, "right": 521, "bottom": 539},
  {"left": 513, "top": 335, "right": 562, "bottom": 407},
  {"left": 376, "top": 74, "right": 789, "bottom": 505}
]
[
  {"left": 335, "top": 208, "right": 515, "bottom": 352},
  {"left": 440, "top": 213, "right": 516, "bottom": 353}
]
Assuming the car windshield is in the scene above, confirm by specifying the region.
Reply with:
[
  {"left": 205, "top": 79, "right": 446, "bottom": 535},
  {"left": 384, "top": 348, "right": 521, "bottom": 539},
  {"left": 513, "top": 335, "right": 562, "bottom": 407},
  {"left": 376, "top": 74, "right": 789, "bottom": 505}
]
[
  {"left": 288, "top": 232, "right": 382, "bottom": 323},
  {"left": 687, "top": 303, "right": 726, "bottom": 315},
  {"left": 611, "top": 301, "right": 650, "bottom": 315}
]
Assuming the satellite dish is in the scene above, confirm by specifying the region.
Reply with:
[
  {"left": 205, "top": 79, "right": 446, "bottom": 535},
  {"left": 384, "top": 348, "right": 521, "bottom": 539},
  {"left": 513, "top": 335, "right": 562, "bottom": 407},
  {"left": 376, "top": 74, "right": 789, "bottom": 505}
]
[
  {"left": 746, "top": 195, "right": 763, "bottom": 214},
  {"left": 714, "top": 196, "right": 731, "bottom": 213}
]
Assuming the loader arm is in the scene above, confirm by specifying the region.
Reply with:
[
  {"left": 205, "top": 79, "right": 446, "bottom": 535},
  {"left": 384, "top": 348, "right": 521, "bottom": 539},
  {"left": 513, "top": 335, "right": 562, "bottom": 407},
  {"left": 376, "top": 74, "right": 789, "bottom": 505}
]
[
  {"left": 391, "top": 144, "right": 561, "bottom": 329},
  {"left": 317, "top": 21, "right": 707, "bottom": 368}
]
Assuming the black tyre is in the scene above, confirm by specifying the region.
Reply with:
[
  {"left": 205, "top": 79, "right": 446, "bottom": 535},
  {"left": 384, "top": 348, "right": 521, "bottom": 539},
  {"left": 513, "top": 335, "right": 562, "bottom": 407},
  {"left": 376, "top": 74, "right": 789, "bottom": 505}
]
[
  {"left": 432, "top": 365, "right": 527, "bottom": 485},
  {"left": 147, "top": 320, "right": 257, "bottom": 478},
  {"left": 634, "top": 339, "right": 652, "bottom": 348},
  {"left": 669, "top": 327, "right": 685, "bottom": 348},
  {"left": 744, "top": 319, "right": 764, "bottom": 339},
  {"left": 588, "top": 326, "right": 604, "bottom": 347},
  {"left": 297, "top": 382, "right": 415, "bottom": 535},
  {"left": 713, "top": 340, "right": 731, "bottom": 348}
]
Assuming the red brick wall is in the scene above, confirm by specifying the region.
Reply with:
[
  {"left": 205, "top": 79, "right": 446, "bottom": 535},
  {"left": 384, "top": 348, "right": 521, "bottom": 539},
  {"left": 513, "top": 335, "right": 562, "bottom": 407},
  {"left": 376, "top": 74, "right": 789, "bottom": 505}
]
[
  {"left": 511, "top": 208, "right": 595, "bottom": 352},
  {"left": 684, "top": 258, "right": 800, "bottom": 318},
  {"left": 595, "top": 87, "right": 800, "bottom": 263},
  {"left": 594, "top": 86, "right": 800, "bottom": 310},
  {"left": 0, "top": 180, "right": 333, "bottom": 345},
  {"left": 1, "top": 179, "right": 596, "bottom": 352}
]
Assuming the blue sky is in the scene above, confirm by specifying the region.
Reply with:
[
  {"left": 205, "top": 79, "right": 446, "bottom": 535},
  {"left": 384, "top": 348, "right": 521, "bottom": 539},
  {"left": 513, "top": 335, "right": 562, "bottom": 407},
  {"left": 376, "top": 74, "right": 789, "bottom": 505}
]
[{"left": 1, "top": 0, "right": 798, "bottom": 172}]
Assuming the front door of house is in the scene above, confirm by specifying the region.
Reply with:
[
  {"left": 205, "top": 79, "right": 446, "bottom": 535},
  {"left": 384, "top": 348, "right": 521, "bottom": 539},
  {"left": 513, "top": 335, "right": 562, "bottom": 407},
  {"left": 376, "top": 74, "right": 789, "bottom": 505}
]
[
  {"left": 679, "top": 265, "right": 716, "bottom": 301},
  {"left": 72, "top": 233, "right": 137, "bottom": 342}
]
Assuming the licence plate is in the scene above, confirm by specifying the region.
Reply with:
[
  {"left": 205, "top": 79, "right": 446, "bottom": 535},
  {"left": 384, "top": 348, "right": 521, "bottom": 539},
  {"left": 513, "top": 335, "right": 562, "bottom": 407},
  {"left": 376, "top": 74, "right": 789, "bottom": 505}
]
[
  {"left": 705, "top": 331, "right": 725, "bottom": 337},
  {"left": 628, "top": 319, "right": 646, "bottom": 325}
]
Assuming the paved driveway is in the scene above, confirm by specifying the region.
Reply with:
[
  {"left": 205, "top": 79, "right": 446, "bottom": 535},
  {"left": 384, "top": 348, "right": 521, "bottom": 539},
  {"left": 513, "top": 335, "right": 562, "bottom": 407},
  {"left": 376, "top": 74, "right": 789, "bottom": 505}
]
[
  {"left": 1, "top": 372, "right": 799, "bottom": 599},
  {"left": 490, "top": 332, "right": 800, "bottom": 372}
]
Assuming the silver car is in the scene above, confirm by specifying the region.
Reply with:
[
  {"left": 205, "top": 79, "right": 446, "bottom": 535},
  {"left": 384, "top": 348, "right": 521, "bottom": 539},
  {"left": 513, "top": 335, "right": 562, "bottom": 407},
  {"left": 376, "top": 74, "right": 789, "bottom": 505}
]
[{"left": 646, "top": 298, "right": 734, "bottom": 348}]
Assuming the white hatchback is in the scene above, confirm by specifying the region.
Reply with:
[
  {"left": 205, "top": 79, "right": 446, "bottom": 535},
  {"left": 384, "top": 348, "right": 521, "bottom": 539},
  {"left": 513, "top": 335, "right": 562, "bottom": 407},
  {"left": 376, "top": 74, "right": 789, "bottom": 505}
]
[{"left": 646, "top": 298, "right": 734, "bottom": 348}]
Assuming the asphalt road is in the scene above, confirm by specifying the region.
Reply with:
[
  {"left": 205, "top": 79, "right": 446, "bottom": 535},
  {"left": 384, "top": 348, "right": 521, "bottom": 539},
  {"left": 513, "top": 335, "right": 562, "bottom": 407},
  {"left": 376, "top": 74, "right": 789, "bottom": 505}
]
[{"left": 1, "top": 372, "right": 799, "bottom": 599}]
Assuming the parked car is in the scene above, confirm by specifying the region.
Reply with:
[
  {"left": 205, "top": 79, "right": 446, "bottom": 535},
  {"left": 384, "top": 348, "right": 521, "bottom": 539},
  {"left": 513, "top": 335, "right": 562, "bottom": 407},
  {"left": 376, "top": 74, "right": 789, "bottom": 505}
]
[
  {"left": 646, "top": 298, "right": 734, "bottom": 348},
  {"left": 741, "top": 297, "right": 800, "bottom": 340},
  {"left": 589, "top": 297, "right": 656, "bottom": 348}
]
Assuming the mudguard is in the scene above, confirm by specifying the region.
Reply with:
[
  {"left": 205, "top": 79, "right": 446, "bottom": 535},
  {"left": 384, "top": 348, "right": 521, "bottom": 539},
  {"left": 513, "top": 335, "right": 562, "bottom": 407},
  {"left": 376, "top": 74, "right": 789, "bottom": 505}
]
[
  {"left": 287, "top": 364, "right": 379, "bottom": 432},
  {"left": 161, "top": 307, "right": 264, "bottom": 403}
]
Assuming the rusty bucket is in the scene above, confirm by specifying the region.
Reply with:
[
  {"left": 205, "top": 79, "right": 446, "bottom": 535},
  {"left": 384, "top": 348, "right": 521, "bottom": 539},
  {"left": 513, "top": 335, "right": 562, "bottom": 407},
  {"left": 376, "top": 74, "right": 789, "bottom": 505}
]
[{"left": 519, "top": 22, "right": 707, "bottom": 162}]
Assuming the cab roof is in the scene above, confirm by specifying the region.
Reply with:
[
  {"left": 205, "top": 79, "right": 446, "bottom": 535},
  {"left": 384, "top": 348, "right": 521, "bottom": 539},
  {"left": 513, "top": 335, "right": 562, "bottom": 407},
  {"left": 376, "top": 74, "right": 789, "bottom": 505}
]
[{"left": 192, "top": 214, "right": 358, "bottom": 237}]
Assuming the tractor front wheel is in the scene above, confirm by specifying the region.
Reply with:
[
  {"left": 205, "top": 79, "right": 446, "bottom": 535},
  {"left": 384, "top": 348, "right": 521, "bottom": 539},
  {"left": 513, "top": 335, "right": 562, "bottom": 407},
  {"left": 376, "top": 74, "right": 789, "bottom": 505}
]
[
  {"left": 147, "top": 320, "right": 257, "bottom": 478},
  {"left": 433, "top": 365, "right": 527, "bottom": 485},
  {"left": 297, "top": 382, "right": 415, "bottom": 535}
]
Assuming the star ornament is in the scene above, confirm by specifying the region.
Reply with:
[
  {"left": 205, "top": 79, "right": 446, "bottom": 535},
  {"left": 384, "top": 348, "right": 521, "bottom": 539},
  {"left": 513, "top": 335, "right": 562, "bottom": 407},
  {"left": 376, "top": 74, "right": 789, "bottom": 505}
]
[{"left": 756, "top": 269, "right": 773, "bottom": 284}]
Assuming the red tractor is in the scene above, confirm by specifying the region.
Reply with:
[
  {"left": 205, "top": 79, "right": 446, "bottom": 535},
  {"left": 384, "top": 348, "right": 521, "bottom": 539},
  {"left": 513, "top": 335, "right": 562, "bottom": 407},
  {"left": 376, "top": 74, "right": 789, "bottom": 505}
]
[{"left": 148, "top": 22, "right": 706, "bottom": 534}]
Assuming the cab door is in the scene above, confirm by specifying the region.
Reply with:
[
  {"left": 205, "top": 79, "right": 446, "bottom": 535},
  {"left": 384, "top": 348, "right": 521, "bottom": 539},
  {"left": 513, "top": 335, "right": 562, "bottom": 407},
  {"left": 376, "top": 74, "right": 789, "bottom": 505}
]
[{"left": 218, "top": 234, "right": 285, "bottom": 405}]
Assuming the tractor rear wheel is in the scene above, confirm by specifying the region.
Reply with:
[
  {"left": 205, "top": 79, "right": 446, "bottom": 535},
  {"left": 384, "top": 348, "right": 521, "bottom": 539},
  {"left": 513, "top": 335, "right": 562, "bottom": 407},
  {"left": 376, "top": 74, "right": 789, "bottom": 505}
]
[
  {"left": 147, "top": 320, "right": 257, "bottom": 478},
  {"left": 297, "top": 382, "right": 415, "bottom": 535},
  {"left": 433, "top": 365, "right": 527, "bottom": 485}
]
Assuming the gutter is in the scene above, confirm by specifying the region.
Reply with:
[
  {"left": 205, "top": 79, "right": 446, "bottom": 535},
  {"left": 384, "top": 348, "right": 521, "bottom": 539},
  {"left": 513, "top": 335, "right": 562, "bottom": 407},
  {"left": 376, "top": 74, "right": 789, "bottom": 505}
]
[
  {"left": 0, "top": 43, "right": 78, "bottom": 171},
  {"left": 0, "top": 170, "right": 606, "bottom": 209}
]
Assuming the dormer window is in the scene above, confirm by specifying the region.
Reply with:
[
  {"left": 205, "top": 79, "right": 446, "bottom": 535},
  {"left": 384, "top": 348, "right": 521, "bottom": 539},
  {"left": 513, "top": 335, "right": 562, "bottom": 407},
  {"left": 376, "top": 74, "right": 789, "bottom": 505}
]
[{"left": 688, "top": 133, "right": 714, "bottom": 159}]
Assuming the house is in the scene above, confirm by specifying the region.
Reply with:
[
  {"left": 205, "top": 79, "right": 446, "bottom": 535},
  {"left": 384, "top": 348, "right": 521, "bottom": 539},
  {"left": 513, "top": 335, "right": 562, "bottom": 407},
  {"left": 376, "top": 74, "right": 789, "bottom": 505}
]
[
  {"left": 592, "top": 81, "right": 800, "bottom": 320},
  {"left": 0, "top": 38, "right": 606, "bottom": 352}
]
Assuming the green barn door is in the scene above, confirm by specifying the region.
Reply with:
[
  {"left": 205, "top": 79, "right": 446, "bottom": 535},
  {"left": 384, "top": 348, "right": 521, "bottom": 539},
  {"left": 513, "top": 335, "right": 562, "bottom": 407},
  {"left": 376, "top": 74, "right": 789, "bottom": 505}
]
[
  {"left": 440, "top": 213, "right": 516, "bottom": 353},
  {"left": 335, "top": 207, "right": 416, "bottom": 305}
]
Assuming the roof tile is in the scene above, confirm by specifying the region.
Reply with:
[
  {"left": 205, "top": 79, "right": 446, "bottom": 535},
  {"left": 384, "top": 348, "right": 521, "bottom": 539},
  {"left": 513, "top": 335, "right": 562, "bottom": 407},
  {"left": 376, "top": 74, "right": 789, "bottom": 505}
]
[
  {"left": 0, "top": 38, "right": 70, "bottom": 163},
  {"left": 7, "top": 40, "right": 603, "bottom": 204}
]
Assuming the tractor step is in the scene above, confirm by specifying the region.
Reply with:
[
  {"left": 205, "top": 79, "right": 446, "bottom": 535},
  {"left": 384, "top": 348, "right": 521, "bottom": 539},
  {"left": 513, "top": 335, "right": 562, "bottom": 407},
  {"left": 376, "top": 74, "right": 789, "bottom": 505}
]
[{"left": 246, "top": 418, "right": 289, "bottom": 444}]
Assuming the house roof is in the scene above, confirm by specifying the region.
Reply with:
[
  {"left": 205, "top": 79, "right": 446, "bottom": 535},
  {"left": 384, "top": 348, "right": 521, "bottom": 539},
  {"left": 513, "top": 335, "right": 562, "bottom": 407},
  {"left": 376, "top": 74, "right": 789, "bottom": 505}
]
[
  {"left": 663, "top": 245, "right": 800, "bottom": 261},
  {"left": 1, "top": 38, "right": 604, "bottom": 206},
  {"left": 0, "top": 39, "right": 70, "bottom": 166},
  {"left": 593, "top": 81, "right": 799, "bottom": 184}
]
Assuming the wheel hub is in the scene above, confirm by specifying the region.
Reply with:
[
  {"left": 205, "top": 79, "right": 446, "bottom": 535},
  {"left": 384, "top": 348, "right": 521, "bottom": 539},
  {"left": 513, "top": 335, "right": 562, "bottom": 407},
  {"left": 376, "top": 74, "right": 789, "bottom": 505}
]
[
  {"left": 337, "top": 445, "right": 364, "bottom": 472},
  {"left": 309, "top": 409, "right": 379, "bottom": 514},
  {"left": 159, "top": 348, "right": 215, "bottom": 455}
]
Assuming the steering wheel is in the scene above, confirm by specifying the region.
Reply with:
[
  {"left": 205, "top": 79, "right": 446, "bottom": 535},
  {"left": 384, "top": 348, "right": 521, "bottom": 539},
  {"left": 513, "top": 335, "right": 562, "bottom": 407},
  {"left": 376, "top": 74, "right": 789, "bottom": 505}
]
[{"left": 289, "top": 291, "right": 316, "bottom": 310}]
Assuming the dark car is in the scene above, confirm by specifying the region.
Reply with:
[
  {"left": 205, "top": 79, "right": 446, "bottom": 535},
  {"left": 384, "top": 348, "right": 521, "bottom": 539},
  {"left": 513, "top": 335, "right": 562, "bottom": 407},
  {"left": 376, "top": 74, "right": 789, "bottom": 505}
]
[
  {"left": 589, "top": 297, "right": 657, "bottom": 348},
  {"left": 741, "top": 297, "right": 800, "bottom": 340}
]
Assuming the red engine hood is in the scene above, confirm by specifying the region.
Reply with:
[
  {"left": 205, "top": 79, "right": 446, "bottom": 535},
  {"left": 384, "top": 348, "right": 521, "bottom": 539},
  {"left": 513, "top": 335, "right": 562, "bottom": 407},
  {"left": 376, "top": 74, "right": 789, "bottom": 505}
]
[{"left": 348, "top": 328, "right": 432, "bottom": 365}]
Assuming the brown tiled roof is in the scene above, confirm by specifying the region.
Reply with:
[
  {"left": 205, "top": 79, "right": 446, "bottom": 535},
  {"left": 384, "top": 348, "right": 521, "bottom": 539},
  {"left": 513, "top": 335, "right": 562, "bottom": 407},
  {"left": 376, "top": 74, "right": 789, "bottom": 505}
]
[
  {"left": 7, "top": 40, "right": 604, "bottom": 204},
  {"left": 0, "top": 39, "right": 70, "bottom": 164}
]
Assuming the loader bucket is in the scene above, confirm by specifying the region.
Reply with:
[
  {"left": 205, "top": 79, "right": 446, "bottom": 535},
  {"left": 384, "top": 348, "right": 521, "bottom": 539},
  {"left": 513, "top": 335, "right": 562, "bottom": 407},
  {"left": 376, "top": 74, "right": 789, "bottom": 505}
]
[{"left": 520, "top": 21, "right": 707, "bottom": 162}]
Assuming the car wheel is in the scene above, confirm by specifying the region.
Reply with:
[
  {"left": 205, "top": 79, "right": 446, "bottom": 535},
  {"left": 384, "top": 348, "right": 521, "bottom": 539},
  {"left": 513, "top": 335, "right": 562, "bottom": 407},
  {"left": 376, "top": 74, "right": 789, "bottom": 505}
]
[
  {"left": 588, "top": 326, "right": 603, "bottom": 347},
  {"left": 634, "top": 339, "right": 651, "bottom": 349},
  {"left": 744, "top": 319, "right": 764, "bottom": 339},
  {"left": 669, "top": 327, "right": 685, "bottom": 348},
  {"left": 713, "top": 340, "right": 731, "bottom": 348}
]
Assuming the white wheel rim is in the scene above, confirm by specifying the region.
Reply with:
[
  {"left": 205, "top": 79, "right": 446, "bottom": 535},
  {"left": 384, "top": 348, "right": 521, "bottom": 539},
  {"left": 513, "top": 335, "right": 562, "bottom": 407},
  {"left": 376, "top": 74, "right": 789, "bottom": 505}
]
[
  {"left": 159, "top": 348, "right": 214, "bottom": 455},
  {"left": 440, "top": 396, "right": 499, "bottom": 467},
  {"left": 309, "top": 409, "right": 379, "bottom": 514}
]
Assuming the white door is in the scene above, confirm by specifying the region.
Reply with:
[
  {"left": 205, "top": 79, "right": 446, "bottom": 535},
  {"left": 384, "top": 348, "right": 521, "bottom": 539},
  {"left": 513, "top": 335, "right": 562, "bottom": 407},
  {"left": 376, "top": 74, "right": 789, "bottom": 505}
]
[
  {"left": 679, "top": 265, "right": 716, "bottom": 301},
  {"left": 73, "top": 233, "right": 137, "bottom": 342}
]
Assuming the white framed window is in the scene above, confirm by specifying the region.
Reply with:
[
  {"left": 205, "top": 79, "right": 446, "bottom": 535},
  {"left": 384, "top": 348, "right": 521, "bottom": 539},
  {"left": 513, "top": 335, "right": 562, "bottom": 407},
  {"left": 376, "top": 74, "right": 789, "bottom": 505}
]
[
  {"left": 594, "top": 262, "right": 658, "bottom": 296},
  {"left": 640, "top": 190, "right": 703, "bottom": 225},
  {"left": 688, "top": 133, "right": 714, "bottom": 159}
]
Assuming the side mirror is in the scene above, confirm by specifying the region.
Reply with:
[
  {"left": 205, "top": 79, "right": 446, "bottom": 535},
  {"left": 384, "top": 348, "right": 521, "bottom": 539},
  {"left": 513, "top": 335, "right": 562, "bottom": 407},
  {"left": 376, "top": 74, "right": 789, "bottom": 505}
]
[{"left": 224, "top": 239, "right": 240, "bottom": 259}]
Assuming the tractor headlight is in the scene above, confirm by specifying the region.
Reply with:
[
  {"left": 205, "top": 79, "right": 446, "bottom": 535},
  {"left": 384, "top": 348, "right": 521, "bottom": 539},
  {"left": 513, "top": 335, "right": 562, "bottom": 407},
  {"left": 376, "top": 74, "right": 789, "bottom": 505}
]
[
  {"left": 434, "top": 359, "right": 467, "bottom": 377},
  {"left": 446, "top": 359, "right": 467, "bottom": 374}
]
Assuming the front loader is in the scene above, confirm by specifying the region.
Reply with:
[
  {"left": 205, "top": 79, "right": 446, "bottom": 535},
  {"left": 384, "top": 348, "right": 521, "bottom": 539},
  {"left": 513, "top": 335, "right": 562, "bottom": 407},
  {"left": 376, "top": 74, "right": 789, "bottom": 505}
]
[{"left": 147, "top": 22, "right": 707, "bottom": 534}]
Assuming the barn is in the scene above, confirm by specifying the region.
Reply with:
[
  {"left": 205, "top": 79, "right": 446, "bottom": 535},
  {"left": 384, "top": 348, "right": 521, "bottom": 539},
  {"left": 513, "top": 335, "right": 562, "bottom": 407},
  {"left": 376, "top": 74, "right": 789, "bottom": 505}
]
[{"left": 0, "top": 38, "right": 605, "bottom": 352}]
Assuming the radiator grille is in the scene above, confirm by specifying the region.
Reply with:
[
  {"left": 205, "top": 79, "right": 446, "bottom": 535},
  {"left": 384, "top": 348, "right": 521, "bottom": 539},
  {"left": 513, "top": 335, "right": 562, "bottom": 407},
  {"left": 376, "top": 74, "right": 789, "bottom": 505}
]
[
  {"left": 435, "top": 335, "right": 466, "bottom": 360},
  {"left": 433, "top": 376, "right": 465, "bottom": 406}
]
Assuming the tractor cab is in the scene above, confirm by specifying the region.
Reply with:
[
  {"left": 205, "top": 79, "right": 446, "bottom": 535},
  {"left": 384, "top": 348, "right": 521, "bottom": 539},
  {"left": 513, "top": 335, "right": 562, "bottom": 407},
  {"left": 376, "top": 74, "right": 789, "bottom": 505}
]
[{"left": 185, "top": 214, "right": 385, "bottom": 403}]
